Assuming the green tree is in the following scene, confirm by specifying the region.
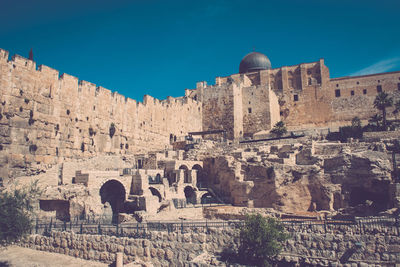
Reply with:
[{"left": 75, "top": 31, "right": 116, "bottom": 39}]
[
  {"left": 373, "top": 92, "right": 393, "bottom": 130},
  {"left": 393, "top": 100, "right": 400, "bottom": 118},
  {"left": 351, "top": 117, "right": 361, "bottom": 128},
  {"left": 238, "top": 214, "right": 289, "bottom": 267},
  {"left": 368, "top": 113, "right": 383, "bottom": 129},
  {"left": 0, "top": 181, "right": 41, "bottom": 243},
  {"left": 270, "top": 121, "right": 287, "bottom": 137}
]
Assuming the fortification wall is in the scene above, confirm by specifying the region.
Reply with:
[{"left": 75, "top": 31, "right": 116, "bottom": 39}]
[
  {"left": 0, "top": 49, "right": 202, "bottom": 180},
  {"left": 329, "top": 71, "right": 400, "bottom": 123},
  {"left": 197, "top": 82, "right": 236, "bottom": 139},
  {"left": 242, "top": 85, "right": 274, "bottom": 136}
]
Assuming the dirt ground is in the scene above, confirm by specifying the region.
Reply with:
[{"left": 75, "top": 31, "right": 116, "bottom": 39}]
[
  {"left": 0, "top": 246, "right": 108, "bottom": 267},
  {"left": 146, "top": 205, "right": 206, "bottom": 221}
]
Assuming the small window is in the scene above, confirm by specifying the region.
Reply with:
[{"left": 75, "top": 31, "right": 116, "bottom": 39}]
[
  {"left": 397, "top": 83, "right": 400, "bottom": 91},
  {"left": 248, "top": 108, "right": 252, "bottom": 114},
  {"left": 335, "top": 89, "right": 341, "bottom": 97},
  {"left": 363, "top": 89, "right": 367, "bottom": 95},
  {"left": 378, "top": 80, "right": 380, "bottom": 83},
  {"left": 351, "top": 90, "right": 354, "bottom": 96},
  {"left": 377, "top": 85, "right": 382, "bottom": 93},
  {"left": 356, "top": 81, "right": 359, "bottom": 85},
  {"left": 249, "top": 101, "right": 251, "bottom": 104},
  {"left": 336, "top": 84, "right": 339, "bottom": 87},
  {"left": 293, "top": 95, "right": 299, "bottom": 101}
]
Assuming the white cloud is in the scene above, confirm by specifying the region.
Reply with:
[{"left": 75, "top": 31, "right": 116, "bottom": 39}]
[{"left": 350, "top": 57, "right": 400, "bottom": 76}]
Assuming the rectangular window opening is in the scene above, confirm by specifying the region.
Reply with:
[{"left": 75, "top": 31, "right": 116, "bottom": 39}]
[
  {"left": 248, "top": 108, "right": 252, "bottom": 114},
  {"left": 377, "top": 85, "right": 382, "bottom": 93},
  {"left": 293, "top": 94, "right": 299, "bottom": 101},
  {"left": 363, "top": 89, "right": 367, "bottom": 95},
  {"left": 351, "top": 90, "right": 354, "bottom": 96},
  {"left": 335, "top": 89, "right": 341, "bottom": 98}
]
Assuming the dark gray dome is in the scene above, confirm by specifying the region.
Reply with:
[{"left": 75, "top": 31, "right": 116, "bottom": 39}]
[{"left": 239, "top": 52, "right": 271, "bottom": 73}]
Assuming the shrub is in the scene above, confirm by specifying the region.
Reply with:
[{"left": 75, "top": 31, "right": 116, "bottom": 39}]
[
  {"left": 351, "top": 116, "right": 361, "bottom": 128},
  {"left": 270, "top": 121, "right": 287, "bottom": 137},
  {"left": 0, "top": 181, "right": 41, "bottom": 243},
  {"left": 238, "top": 214, "right": 288, "bottom": 267}
]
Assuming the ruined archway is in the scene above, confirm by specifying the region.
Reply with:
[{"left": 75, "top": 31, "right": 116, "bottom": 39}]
[
  {"left": 184, "top": 186, "right": 196, "bottom": 204},
  {"left": 100, "top": 180, "right": 126, "bottom": 223},
  {"left": 192, "top": 164, "right": 204, "bottom": 188},
  {"left": 149, "top": 187, "right": 162, "bottom": 202},
  {"left": 200, "top": 193, "right": 216, "bottom": 204},
  {"left": 179, "top": 164, "right": 190, "bottom": 183}
]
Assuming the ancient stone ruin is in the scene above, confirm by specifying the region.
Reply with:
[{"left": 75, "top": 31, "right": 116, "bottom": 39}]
[{"left": 1, "top": 48, "right": 400, "bottom": 265}]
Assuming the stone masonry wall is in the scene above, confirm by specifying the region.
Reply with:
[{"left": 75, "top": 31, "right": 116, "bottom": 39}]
[
  {"left": 0, "top": 49, "right": 202, "bottom": 180},
  {"left": 192, "top": 59, "right": 400, "bottom": 136},
  {"left": 197, "top": 82, "right": 236, "bottom": 140},
  {"left": 330, "top": 71, "right": 400, "bottom": 123},
  {"left": 20, "top": 223, "right": 400, "bottom": 266}
]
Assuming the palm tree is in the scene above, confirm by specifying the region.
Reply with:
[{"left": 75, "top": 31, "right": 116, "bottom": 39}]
[
  {"left": 393, "top": 100, "right": 400, "bottom": 119},
  {"left": 369, "top": 113, "right": 382, "bottom": 129},
  {"left": 373, "top": 92, "right": 393, "bottom": 130}
]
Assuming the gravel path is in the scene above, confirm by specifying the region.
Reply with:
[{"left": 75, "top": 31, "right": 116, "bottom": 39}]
[{"left": 0, "top": 246, "right": 108, "bottom": 267}]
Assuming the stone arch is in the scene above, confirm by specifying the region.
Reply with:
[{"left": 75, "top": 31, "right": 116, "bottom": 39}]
[
  {"left": 201, "top": 192, "right": 215, "bottom": 204},
  {"left": 184, "top": 186, "right": 196, "bottom": 204},
  {"left": 179, "top": 164, "right": 190, "bottom": 183},
  {"left": 149, "top": 187, "right": 162, "bottom": 202},
  {"left": 99, "top": 180, "right": 126, "bottom": 222},
  {"left": 192, "top": 164, "right": 204, "bottom": 188}
]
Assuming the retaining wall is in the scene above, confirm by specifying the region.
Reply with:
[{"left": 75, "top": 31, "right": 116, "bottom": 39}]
[{"left": 19, "top": 222, "right": 400, "bottom": 266}]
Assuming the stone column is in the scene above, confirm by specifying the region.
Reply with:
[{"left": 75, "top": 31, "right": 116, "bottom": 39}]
[{"left": 116, "top": 252, "right": 123, "bottom": 267}]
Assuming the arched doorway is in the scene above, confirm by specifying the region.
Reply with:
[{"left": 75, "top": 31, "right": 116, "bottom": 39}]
[
  {"left": 201, "top": 193, "right": 216, "bottom": 204},
  {"left": 184, "top": 186, "right": 196, "bottom": 204},
  {"left": 179, "top": 165, "right": 190, "bottom": 183},
  {"left": 149, "top": 187, "right": 162, "bottom": 202},
  {"left": 100, "top": 180, "right": 126, "bottom": 223},
  {"left": 192, "top": 164, "right": 204, "bottom": 188}
]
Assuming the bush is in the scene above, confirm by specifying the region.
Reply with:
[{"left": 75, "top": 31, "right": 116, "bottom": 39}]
[
  {"left": 238, "top": 214, "right": 288, "bottom": 267},
  {"left": 326, "top": 117, "right": 363, "bottom": 142},
  {"left": 270, "top": 121, "right": 287, "bottom": 137},
  {"left": 0, "top": 181, "right": 41, "bottom": 243}
]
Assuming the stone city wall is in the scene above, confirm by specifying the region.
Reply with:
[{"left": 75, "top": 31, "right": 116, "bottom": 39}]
[
  {"left": 20, "top": 222, "right": 400, "bottom": 266},
  {"left": 0, "top": 49, "right": 202, "bottom": 180},
  {"left": 195, "top": 82, "right": 237, "bottom": 139},
  {"left": 330, "top": 71, "right": 400, "bottom": 123}
]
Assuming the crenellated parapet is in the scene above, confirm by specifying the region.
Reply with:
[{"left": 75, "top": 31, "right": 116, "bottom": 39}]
[{"left": 0, "top": 48, "right": 202, "bottom": 181}]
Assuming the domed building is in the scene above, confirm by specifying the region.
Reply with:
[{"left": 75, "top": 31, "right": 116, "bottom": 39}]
[{"left": 239, "top": 52, "right": 271, "bottom": 73}]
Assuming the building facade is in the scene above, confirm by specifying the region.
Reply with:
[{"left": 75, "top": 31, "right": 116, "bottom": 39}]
[{"left": 187, "top": 52, "right": 400, "bottom": 139}]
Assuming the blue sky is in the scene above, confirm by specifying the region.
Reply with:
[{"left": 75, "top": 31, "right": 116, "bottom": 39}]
[{"left": 1, "top": 0, "right": 399, "bottom": 101}]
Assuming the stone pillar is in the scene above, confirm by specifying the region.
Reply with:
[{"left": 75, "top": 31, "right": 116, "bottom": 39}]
[
  {"left": 232, "top": 83, "right": 243, "bottom": 141},
  {"left": 116, "top": 252, "right": 123, "bottom": 267}
]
